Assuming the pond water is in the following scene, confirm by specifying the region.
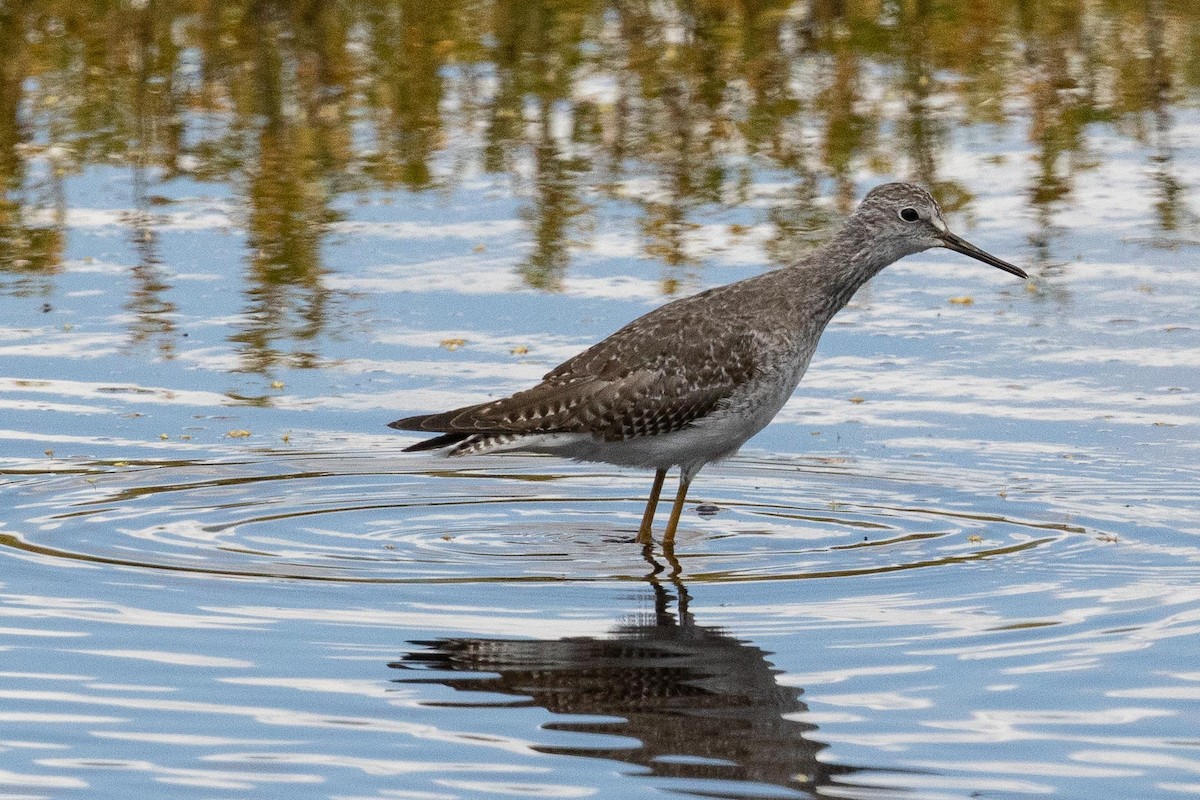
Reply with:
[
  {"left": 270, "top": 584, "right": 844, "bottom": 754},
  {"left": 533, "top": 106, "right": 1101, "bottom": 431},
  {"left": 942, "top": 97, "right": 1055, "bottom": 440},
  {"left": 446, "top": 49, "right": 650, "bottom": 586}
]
[{"left": 2, "top": 2, "right": 1200, "bottom": 798}]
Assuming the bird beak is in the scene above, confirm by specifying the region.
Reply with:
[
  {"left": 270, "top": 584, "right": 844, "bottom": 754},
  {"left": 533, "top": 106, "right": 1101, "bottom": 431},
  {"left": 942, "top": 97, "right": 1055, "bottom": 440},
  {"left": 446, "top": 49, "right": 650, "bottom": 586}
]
[{"left": 938, "top": 231, "right": 1027, "bottom": 279}]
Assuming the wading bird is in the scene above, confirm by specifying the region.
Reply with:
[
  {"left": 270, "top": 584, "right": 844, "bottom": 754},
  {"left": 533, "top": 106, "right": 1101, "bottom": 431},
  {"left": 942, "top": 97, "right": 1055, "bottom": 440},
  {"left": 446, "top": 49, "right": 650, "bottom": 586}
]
[{"left": 391, "top": 183, "right": 1026, "bottom": 546}]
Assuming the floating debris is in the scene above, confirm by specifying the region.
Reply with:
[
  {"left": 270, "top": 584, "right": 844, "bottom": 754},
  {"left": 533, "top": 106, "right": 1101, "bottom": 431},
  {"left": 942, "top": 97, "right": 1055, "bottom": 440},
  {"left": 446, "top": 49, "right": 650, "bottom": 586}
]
[
  {"left": 440, "top": 338, "right": 467, "bottom": 351},
  {"left": 948, "top": 296, "right": 974, "bottom": 305},
  {"left": 226, "top": 429, "right": 252, "bottom": 438}
]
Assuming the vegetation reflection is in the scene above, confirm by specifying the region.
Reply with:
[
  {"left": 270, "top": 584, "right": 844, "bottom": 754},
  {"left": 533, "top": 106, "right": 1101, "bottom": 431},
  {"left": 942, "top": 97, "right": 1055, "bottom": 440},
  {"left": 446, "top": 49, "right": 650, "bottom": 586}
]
[{"left": 1, "top": 0, "right": 1197, "bottom": 369}]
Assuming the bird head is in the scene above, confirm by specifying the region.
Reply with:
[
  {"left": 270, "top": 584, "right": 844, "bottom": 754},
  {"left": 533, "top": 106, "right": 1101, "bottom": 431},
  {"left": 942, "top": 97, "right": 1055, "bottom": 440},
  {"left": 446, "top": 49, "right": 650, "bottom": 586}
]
[{"left": 855, "top": 183, "right": 1028, "bottom": 279}]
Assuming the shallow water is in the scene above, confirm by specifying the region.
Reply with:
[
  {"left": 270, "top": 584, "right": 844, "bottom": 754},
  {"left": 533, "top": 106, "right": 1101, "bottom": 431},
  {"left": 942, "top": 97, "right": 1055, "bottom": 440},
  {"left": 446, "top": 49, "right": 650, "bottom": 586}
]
[
  {"left": 3, "top": 2, "right": 1200, "bottom": 798},
  {"left": 4, "top": 449, "right": 1200, "bottom": 799}
]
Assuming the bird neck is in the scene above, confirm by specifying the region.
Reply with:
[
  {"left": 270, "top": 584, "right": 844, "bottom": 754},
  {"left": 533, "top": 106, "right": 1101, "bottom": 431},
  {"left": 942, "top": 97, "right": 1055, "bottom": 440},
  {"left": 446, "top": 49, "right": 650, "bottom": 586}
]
[
  {"left": 788, "top": 219, "right": 907, "bottom": 320},
  {"left": 823, "top": 218, "right": 906, "bottom": 284}
]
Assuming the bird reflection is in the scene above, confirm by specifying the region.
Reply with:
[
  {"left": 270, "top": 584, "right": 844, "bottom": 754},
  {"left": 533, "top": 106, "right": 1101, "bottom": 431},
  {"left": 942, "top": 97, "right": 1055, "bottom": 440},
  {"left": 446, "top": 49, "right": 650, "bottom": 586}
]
[{"left": 389, "top": 549, "right": 874, "bottom": 799}]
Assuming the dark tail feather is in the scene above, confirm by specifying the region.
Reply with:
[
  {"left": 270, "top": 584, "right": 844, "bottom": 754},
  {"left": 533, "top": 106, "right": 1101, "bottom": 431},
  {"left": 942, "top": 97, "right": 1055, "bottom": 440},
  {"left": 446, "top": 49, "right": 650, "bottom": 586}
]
[
  {"left": 388, "top": 413, "right": 437, "bottom": 431},
  {"left": 388, "top": 400, "right": 493, "bottom": 432},
  {"left": 389, "top": 412, "right": 477, "bottom": 452},
  {"left": 400, "top": 431, "right": 473, "bottom": 453}
]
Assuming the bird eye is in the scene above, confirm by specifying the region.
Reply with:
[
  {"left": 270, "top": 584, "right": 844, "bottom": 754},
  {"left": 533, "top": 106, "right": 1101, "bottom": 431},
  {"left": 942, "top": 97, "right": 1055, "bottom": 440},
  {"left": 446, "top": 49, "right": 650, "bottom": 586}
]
[{"left": 899, "top": 207, "right": 921, "bottom": 222}]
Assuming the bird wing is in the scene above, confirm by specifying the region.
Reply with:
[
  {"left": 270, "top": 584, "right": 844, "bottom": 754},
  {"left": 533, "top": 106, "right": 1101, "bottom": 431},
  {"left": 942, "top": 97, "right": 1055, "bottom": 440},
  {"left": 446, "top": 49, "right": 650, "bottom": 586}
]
[{"left": 392, "top": 295, "right": 764, "bottom": 442}]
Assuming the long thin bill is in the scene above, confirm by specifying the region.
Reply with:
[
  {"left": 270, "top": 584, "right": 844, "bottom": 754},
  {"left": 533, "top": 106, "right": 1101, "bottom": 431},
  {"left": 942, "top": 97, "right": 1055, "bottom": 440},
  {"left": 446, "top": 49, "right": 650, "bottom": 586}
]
[{"left": 939, "top": 231, "right": 1028, "bottom": 279}]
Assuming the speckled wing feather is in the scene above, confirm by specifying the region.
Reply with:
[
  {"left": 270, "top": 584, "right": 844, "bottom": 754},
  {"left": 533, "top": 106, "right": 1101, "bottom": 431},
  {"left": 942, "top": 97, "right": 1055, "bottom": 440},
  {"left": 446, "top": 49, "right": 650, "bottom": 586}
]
[{"left": 390, "top": 291, "right": 762, "bottom": 442}]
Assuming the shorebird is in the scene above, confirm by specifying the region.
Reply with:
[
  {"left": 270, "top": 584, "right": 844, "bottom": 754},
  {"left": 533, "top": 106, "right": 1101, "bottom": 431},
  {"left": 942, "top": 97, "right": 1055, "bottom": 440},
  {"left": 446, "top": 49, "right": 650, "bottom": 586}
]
[{"left": 390, "top": 183, "right": 1026, "bottom": 546}]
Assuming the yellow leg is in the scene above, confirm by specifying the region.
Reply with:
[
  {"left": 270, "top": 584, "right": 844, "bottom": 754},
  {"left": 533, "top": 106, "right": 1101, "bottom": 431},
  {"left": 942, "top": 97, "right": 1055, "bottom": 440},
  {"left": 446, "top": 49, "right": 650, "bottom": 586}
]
[
  {"left": 661, "top": 475, "right": 692, "bottom": 547},
  {"left": 636, "top": 469, "right": 668, "bottom": 544}
]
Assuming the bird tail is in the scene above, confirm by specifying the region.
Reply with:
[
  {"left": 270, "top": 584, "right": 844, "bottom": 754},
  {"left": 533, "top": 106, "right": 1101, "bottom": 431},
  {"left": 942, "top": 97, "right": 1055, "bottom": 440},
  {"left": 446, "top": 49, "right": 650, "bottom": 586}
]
[
  {"left": 387, "top": 412, "right": 437, "bottom": 432},
  {"left": 388, "top": 412, "right": 475, "bottom": 453},
  {"left": 399, "top": 431, "right": 473, "bottom": 453}
]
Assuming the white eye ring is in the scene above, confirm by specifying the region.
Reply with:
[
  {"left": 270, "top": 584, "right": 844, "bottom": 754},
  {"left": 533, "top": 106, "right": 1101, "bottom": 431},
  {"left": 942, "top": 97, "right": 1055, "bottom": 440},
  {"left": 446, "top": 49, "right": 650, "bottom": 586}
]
[{"left": 898, "top": 207, "right": 921, "bottom": 222}]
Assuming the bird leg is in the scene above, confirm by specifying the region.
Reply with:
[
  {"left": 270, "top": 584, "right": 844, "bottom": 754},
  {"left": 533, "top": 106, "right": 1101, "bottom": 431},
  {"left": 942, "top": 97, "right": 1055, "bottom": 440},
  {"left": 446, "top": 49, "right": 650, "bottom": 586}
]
[
  {"left": 636, "top": 468, "right": 668, "bottom": 544},
  {"left": 661, "top": 474, "right": 693, "bottom": 546}
]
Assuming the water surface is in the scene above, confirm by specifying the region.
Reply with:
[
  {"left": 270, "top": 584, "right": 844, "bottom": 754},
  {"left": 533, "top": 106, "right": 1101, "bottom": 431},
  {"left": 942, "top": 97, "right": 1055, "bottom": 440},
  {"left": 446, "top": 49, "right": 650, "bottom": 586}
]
[{"left": 2, "top": 2, "right": 1200, "bottom": 798}]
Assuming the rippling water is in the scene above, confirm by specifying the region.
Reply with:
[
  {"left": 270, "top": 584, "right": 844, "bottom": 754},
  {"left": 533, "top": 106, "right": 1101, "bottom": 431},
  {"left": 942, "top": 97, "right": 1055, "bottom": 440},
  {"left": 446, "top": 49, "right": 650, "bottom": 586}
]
[
  {"left": 4, "top": 2, "right": 1200, "bottom": 798},
  {"left": 3, "top": 442, "right": 1200, "bottom": 798}
]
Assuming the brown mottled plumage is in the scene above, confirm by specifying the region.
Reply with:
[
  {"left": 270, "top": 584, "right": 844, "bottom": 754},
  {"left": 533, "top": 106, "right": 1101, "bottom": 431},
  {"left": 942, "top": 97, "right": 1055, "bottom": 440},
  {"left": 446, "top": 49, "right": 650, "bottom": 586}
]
[
  {"left": 391, "top": 183, "right": 1027, "bottom": 547},
  {"left": 401, "top": 299, "right": 762, "bottom": 447}
]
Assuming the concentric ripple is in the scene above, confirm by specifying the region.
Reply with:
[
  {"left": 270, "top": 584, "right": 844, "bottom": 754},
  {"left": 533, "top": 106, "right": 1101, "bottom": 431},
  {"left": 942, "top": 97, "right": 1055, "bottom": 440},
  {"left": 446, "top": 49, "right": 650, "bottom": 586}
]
[{"left": 4, "top": 447, "right": 1190, "bottom": 585}]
